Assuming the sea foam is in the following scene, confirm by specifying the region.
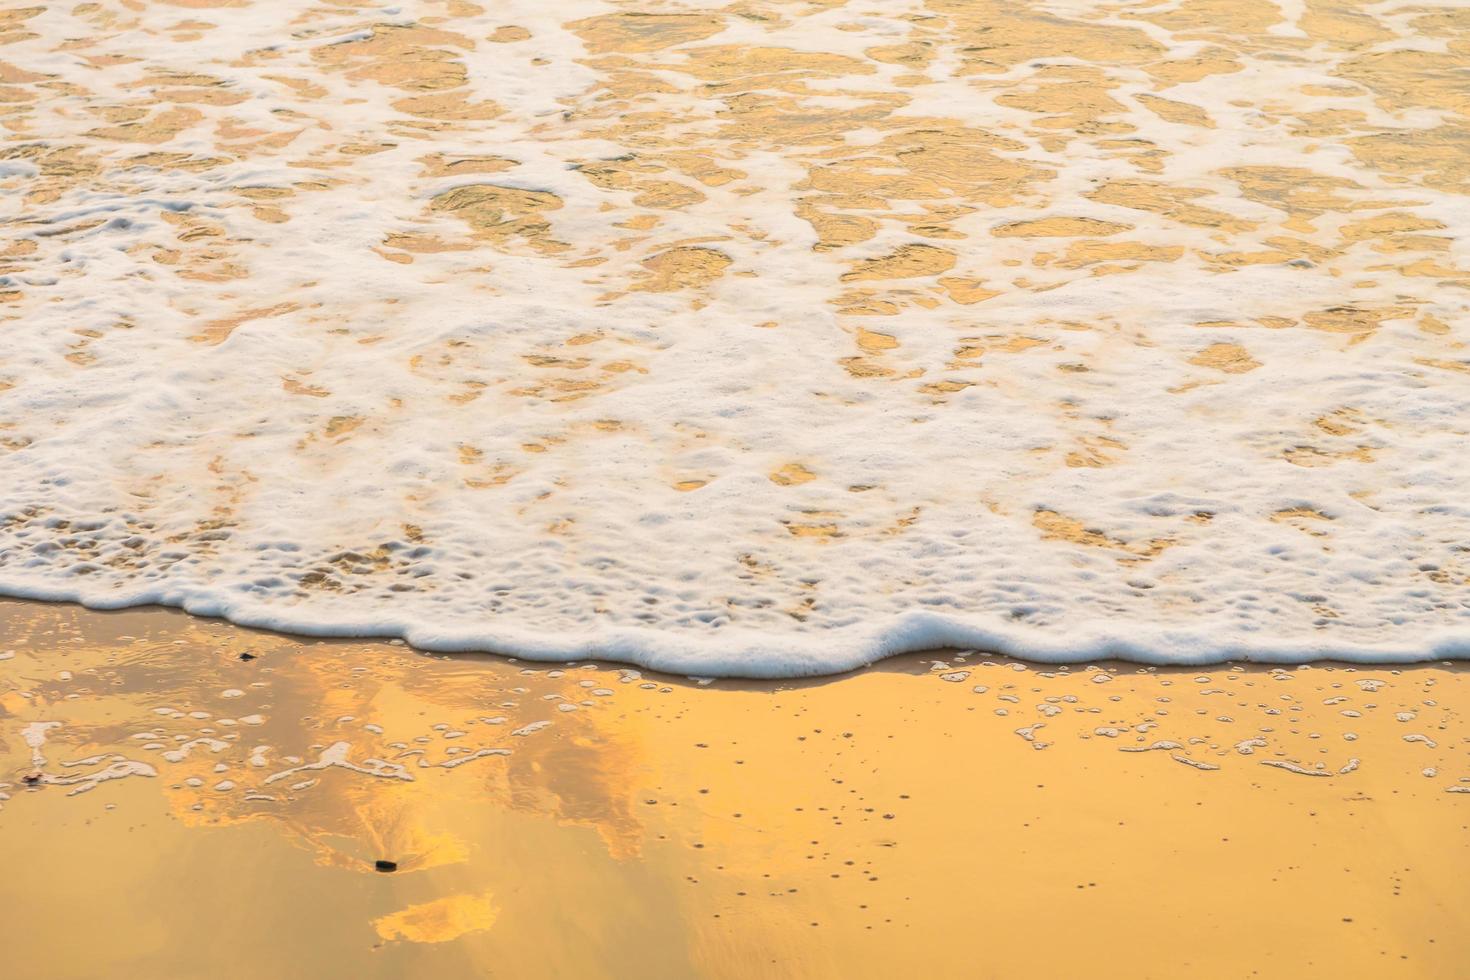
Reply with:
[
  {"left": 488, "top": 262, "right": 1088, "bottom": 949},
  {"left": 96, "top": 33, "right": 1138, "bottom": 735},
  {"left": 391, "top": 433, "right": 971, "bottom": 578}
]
[{"left": 1, "top": 0, "right": 1468, "bottom": 676}]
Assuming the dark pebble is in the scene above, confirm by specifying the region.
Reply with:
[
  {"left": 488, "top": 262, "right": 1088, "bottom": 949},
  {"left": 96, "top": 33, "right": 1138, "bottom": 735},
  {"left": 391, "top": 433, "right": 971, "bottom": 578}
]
[
  {"left": 374, "top": 860, "right": 398, "bottom": 873},
  {"left": 239, "top": 652, "right": 257, "bottom": 662}
]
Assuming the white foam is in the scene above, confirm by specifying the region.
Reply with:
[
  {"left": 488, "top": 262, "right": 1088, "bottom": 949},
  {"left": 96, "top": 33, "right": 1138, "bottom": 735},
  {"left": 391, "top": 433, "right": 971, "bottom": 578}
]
[
  {"left": 262, "top": 742, "right": 413, "bottom": 784},
  {"left": 0, "top": 1, "right": 1467, "bottom": 677},
  {"left": 42, "top": 759, "right": 158, "bottom": 797},
  {"left": 21, "top": 722, "right": 61, "bottom": 767}
]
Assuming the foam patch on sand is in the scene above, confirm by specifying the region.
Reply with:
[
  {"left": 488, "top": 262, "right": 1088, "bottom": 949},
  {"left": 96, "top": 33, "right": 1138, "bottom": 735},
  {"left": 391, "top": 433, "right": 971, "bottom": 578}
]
[{"left": 1, "top": 0, "right": 1468, "bottom": 676}]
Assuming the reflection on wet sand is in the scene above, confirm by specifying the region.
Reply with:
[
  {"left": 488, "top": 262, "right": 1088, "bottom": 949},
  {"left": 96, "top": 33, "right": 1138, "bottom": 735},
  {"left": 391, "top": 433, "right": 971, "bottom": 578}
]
[{"left": 2, "top": 601, "right": 1467, "bottom": 978}]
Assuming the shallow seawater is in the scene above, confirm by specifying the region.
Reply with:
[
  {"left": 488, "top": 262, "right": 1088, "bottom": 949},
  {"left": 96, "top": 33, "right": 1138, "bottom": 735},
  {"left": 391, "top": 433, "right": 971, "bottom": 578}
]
[
  {"left": 1, "top": 1, "right": 1468, "bottom": 674},
  {"left": 1, "top": 602, "right": 1468, "bottom": 977}
]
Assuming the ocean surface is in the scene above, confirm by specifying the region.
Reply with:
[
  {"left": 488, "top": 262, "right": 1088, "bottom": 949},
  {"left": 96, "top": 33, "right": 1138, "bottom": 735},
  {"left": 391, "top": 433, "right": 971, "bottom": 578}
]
[{"left": 1, "top": 0, "right": 1467, "bottom": 675}]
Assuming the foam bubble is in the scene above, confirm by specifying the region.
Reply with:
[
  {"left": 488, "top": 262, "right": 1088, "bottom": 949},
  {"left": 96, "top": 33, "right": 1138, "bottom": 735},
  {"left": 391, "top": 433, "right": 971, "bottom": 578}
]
[{"left": 0, "top": 1, "right": 1467, "bottom": 677}]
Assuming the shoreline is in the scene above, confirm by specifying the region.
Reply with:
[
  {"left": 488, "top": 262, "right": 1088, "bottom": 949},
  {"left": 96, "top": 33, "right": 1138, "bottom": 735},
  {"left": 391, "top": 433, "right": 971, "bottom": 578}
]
[
  {"left": 4, "top": 594, "right": 1468, "bottom": 681},
  {"left": 6, "top": 0, "right": 1469, "bottom": 974}
]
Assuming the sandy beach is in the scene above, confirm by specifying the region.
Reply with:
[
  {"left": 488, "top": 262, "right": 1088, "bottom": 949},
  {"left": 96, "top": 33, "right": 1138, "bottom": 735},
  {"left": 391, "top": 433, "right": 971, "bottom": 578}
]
[
  {"left": 3, "top": 1, "right": 1469, "bottom": 974},
  {"left": 2, "top": 600, "right": 1466, "bottom": 978}
]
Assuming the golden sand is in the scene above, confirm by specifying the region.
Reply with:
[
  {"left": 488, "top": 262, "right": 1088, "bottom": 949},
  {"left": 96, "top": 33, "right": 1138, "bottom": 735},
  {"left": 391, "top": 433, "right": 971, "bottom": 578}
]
[{"left": 1, "top": 600, "right": 1467, "bottom": 978}]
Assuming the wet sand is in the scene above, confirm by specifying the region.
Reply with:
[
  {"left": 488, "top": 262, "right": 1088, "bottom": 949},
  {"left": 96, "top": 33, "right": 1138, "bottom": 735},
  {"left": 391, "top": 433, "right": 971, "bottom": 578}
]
[{"left": 1, "top": 600, "right": 1467, "bottom": 978}]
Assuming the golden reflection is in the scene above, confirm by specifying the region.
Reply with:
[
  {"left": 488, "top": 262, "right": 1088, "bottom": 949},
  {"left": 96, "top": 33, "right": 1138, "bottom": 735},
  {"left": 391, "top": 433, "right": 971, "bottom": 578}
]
[
  {"left": 374, "top": 892, "right": 500, "bottom": 944},
  {"left": 3, "top": 603, "right": 1469, "bottom": 977}
]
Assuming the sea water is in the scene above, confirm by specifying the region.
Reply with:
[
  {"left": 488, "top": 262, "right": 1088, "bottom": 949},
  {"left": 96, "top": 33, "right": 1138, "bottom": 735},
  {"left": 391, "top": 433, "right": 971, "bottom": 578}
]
[{"left": 1, "top": 0, "right": 1467, "bottom": 675}]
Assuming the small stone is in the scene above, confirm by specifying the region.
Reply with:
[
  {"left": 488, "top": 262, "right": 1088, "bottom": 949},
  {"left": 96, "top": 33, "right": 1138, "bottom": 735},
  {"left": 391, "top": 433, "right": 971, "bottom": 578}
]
[
  {"left": 22, "top": 773, "right": 41, "bottom": 785},
  {"left": 374, "top": 860, "right": 398, "bottom": 873},
  {"left": 239, "top": 652, "right": 257, "bottom": 662}
]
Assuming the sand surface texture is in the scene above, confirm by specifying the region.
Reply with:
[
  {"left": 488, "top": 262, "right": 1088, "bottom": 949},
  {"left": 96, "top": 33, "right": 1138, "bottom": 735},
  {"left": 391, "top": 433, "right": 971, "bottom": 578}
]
[{"left": 1, "top": 603, "right": 1468, "bottom": 977}]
